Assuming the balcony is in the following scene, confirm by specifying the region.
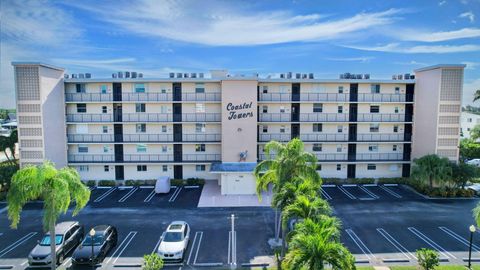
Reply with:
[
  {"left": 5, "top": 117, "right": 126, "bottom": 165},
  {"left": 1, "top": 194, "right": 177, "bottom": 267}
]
[
  {"left": 122, "top": 93, "right": 172, "bottom": 102},
  {"left": 65, "top": 93, "right": 113, "bottom": 102},
  {"left": 67, "top": 134, "right": 114, "bottom": 143},
  {"left": 182, "top": 93, "right": 221, "bottom": 102},
  {"left": 299, "top": 113, "right": 349, "bottom": 122},
  {"left": 315, "top": 153, "right": 348, "bottom": 161},
  {"left": 68, "top": 154, "right": 115, "bottom": 163},
  {"left": 122, "top": 113, "right": 173, "bottom": 122},
  {"left": 356, "top": 133, "right": 411, "bottom": 142},
  {"left": 182, "top": 113, "right": 221, "bottom": 122},
  {"left": 124, "top": 154, "right": 174, "bottom": 162},
  {"left": 356, "top": 93, "right": 413, "bottom": 103},
  {"left": 66, "top": 114, "right": 113, "bottom": 122},
  {"left": 300, "top": 133, "right": 348, "bottom": 142},
  {"left": 182, "top": 154, "right": 221, "bottom": 162},
  {"left": 357, "top": 114, "right": 407, "bottom": 122},
  {"left": 258, "top": 93, "right": 291, "bottom": 102},
  {"left": 258, "top": 113, "right": 291, "bottom": 122},
  {"left": 122, "top": 134, "right": 173, "bottom": 142},
  {"left": 259, "top": 133, "right": 291, "bottom": 142},
  {"left": 301, "top": 93, "right": 349, "bottom": 102},
  {"left": 356, "top": 153, "right": 404, "bottom": 161},
  {"left": 182, "top": 133, "right": 221, "bottom": 142}
]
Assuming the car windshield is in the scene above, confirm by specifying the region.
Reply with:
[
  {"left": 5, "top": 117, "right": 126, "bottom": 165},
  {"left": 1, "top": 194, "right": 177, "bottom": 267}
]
[
  {"left": 82, "top": 234, "right": 104, "bottom": 246},
  {"left": 163, "top": 232, "right": 183, "bottom": 242},
  {"left": 39, "top": 235, "right": 63, "bottom": 246}
]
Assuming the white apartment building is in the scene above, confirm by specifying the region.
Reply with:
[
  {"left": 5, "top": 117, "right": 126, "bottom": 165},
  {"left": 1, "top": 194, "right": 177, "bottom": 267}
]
[
  {"left": 12, "top": 62, "right": 465, "bottom": 195},
  {"left": 461, "top": 111, "right": 480, "bottom": 139}
]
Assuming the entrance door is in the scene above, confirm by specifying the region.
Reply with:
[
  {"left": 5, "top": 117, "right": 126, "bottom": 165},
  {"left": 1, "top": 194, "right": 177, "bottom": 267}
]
[
  {"left": 113, "top": 104, "right": 122, "bottom": 122},
  {"left": 349, "top": 104, "right": 358, "bottom": 122},
  {"left": 173, "top": 144, "right": 182, "bottom": 162},
  {"left": 173, "top": 83, "right": 182, "bottom": 101},
  {"left": 402, "top": 164, "right": 411, "bottom": 177},
  {"left": 405, "top": 104, "right": 413, "bottom": 122},
  {"left": 347, "top": 164, "right": 355, "bottom": 178},
  {"left": 404, "top": 124, "right": 412, "bottom": 141},
  {"left": 349, "top": 83, "right": 358, "bottom": 102},
  {"left": 174, "top": 124, "right": 182, "bottom": 142},
  {"left": 348, "top": 124, "right": 357, "bottom": 142},
  {"left": 174, "top": 165, "right": 183, "bottom": 179},
  {"left": 114, "top": 144, "right": 124, "bottom": 162},
  {"left": 347, "top": 144, "right": 356, "bottom": 161},
  {"left": 173, "top": 104, "right": 182, "bottom": 122},
  {"left": 292, "top": 83, "right": 300, "bottom": 101},
  {"left": 291, "top": 103, "right": 300, "bottom": 122},
  {"left": 291, "top": 124, "right": 300, "bottom": 139},
  {"left": 114, "top": 124, "right": 123, "bottom": 142},
  {"left": 403, "top": 143, "right": 411, "bottom": 161},
  {"left": 113, "top": 83, "right": 122, "bottom": 102},
  {"left": 406, "top": 84, "right": 414, "bottom": 102},
  {"left": 115, "top": 166, "right": 124, "bottom": 180}
]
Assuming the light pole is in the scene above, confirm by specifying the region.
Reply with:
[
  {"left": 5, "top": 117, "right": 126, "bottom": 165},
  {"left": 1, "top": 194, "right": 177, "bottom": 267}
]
[
  {"left": 89, "top": 228, "right": 96, "bottom": 270},
  {"left": 468, "top": 225, "right": 476, "bottom": 269}
]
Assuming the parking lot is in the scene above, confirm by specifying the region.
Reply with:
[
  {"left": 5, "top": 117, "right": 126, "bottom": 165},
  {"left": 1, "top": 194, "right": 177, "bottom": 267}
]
[{"left": 0, "top": 184, "right": 479, "bottom": 269}]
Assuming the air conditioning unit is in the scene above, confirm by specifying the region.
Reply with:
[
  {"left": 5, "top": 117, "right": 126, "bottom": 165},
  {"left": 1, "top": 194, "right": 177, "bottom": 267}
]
[
  {"left": 397, "top": 74, "right": 403, "bottom": 80},
  {"left": 169, "top": 73, "right": 175, "bottom": 78},
  {"left": 131, "top": 72, "right": 137, "bottom": 78},
  {"left": 287, "top": 72, "right": 292, "bottom": 79},
  {"left": 280, "top": 74, "right": 285, "bottom": 79},
  {"left": 138, "top": 73, "right": 143, "bottom": 78},
  {"left": 302, "top": 74, "right": 307, "bottom": 79},
  {"left": 404, "top": 73, "right": 410, "bottom": 80},
  {"left": 392, "top": 75, "right": 397, "bottom": 80},
  {"left": 199, "top": 73, "right": 204, "bottom": 78},
  {"left": 125, "top": 71, "right": 130, "bottom": 78},
  {"left": 296, "top": 73, "right": 301, "bottom": 79},
  {"left": 339, "top": 74, "right": 345, "bottom": 79},
  {"left": 184, "top": 73, "right": 189, "bottom": 78},
  {"left": 85, "top": 73, "right": 91, "bottom": 78},
  {"left": 71, "top": 74, "right": 77, "bottom": 79},
  {"left": 176, "top": 73, "right": 182, "bottom": 78},
  {"left": 364, "top": 74, "right": 370, "bottom": 79},
  {"left": 345, "top": 73, "right": 351, "bottom": 79},
  {"left": 112, "top": 73, "right": 117, "bottom": 78},
  {"left": 118, "top": 72, "right": 123, "bottom": 78},
  {"left": 410, "top": 75, "right": 415, "bottom": 79},
  {"left": 191, "top": 73, "right": 197, "bottom": 78},
  {"left": 308, "top": 73, "right": 314, "bottom": 79},
  {"left": 64, "top": 74, "right": 69, "bottom": 79},
  {"left": 356, "top": 74, "right": 362, "bottom": 79},
  {"left": 78, "top": 73, "right": 85, "bottom": 79}
]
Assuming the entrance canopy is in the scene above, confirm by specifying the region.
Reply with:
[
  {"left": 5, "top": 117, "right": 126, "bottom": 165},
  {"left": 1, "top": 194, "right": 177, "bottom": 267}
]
[{"left": 210, "top": 162, "right": 257, "bottom": 173}]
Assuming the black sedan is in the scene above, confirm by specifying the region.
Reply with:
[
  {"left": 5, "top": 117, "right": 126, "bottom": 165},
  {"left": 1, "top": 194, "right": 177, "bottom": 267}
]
[{"left": 71, "top": 225, "right": 117, "bottom": 265}]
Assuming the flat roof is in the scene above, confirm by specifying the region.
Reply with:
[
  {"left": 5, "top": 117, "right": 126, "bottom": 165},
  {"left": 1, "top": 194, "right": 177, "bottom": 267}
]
[
  {"left": 11, "top": 62, "right": 65, "bottom": 71},
  {"left": 65, "top": 78, "right": 415, "bottom": 84},
  {"left": 414, "top": 64, "right": 466, "bottom": 73}
]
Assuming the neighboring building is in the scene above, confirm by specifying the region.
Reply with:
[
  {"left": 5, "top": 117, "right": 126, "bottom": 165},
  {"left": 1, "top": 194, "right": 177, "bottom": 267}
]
[
  {"left": 460, "top": 111, "right": 480, "bottom": 139},
  {"left": 12, "top": 62, "right": 465, "bottom": 195}
]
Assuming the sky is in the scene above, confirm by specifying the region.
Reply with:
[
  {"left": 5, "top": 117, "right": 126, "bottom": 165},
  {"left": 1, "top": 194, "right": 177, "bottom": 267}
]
[{"left": 1, "top": 0, "right": 479, "bottom": 108}]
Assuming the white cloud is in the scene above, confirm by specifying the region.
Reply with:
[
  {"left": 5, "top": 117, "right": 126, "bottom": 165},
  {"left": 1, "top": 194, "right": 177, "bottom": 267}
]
[
  {"left": 439, "top": 0, "right": 447, "bottom": 5},
  {"left": 345, "top": 43, "right": 480, "bottom": 53},
  {"left": 462, "top": 61, "right": 480, "bottom": 70},
  {"left": 394, "top": 60, "right": 430, "bottom": 66},
  {"left": 69, "top": 0, "right": 402, "bottom": 46},
  {"left": 398, "top": 28, "right": 480, "bottom": 42},
  {"left": 463, "top": 78, "right": 480, "bottom": 106},
  {"left": 325, "top": 57, "right": 374, "bottom": 63},
  {"left": 459, "top": 11, "right": 475, "bottom": 23}
]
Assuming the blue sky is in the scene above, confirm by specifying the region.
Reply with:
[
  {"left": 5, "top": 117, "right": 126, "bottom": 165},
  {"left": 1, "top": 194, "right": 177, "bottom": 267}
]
[{"left": 1, "top": 0, "right": 479, "bottom": 108}]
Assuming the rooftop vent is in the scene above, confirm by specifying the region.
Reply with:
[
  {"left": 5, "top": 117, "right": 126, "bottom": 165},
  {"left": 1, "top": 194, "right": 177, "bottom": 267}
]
[
  {"left": 184, "top": 73, "right": 189, "bottom": 78},
  {"left": 302, "top": 74, "right": 307, "bottom": 79},
  {"left": 364, "top": 74, "right": 370, "bottom": 79},
  {"left": 131, "top": 72, "right": 137, "bottom": 78},
  {"left": 404, "top": 73, "right": 410, "bottom": 80},
  {"left": 71, "top": 74, "right": 77, "bottom": 79},
  {"left": 309, "top": 73, "right": 314, "bottom": 79},
  {"left": 112, "top": 73, "right": 117, "bottom": 78},
  {"left": 191, "top": 73, "right": 197, "bottom": 78},
  {"left": 280, "top": 74, "right": 285, "bottom": 79},
  {"left": 118, "top": 72, "right": 123, "bottom": 78},
  {"left": 138, "top": 73, "right": 143, "bottom": 78},
  {"left": 78, "top": 73, "right": 85, "bottom": 79},
  {"left": 199, "top": 73, "right": 204, "bottom": 78},
  {"left": 64, "top": 74, "right": 69, "bottom": 79},
  {"left": 287, "top": 72, "right": 292, "bottom": 79},
  {"left": 169, "top": 72, "right": 175, "bottom": 78},
  {"left": 176, "top": 73, "right": 182, "bottom": 78},
  {"left": 295, "top": 73, "right": 301, "bottom": 79},
  {"left": 397, "top": 74, "right": 403, "bottom": 80},
  {"left": 85, "top": 73, "right": 91, "bottom": 79},
  {"left": 125, "top": 71, "right": 130, "bottom": 78},
  {"left": 409, "top": 75, "right": 415, "bottom": 79}
]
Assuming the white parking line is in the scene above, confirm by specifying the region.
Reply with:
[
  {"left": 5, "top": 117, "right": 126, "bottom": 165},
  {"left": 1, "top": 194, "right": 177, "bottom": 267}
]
[
  {"left": 0, "top": 233, "right": 3, "bottom": 237},
  {"left": 359, "top": 185, "right": 379, "bottom": 199},
  {"left": 337, "top": 186, "right": 356, "bottom": 199},
  {"left": 105, "top": 231, "right": 137, "bottom": 265},
  {"left": 408, "top": 227, "right": 456, "bottom": 259},
  {"left": 380, "top": 185, "right": 402, "bottom": 198},
  {"left": 152, "top": 236, "right": 162, "bottom": 253},
  {"left": 345, "top": 229, "right": 375, "bottom": 260},
  {"left": 384, "top": 184, "right": 398, "bottom": 187},
  {"left": 0, "top": 232, "right": 37, "bottom": 258},
  {"left": 144, "top": 189, "right": 156, "bottom": 202},
  {"left": 320, "top": 188, "right": 332, "bottom": 200},
  {"left": 169, "top": 187, "right": 183, "bottom": 202},
  {"left": 377, "top": 228, "right": 416, "bottom": 260},
  {"left": 187, "top": 232, "right": 201, "bottom": 265},
  {"left": 227, "top": 231, "right": 231, "bottom": 265},
  {"left": 438, "top": 227, "right": 480, "bottom": 253},
  {"left": 118, "top": 187, "right": 139, "bottom": 202},
  {"left": 193, "top": 231, "right": 203, "bottom": 265},
  {"left": 61, "top": 257, "right": 72, "bottom": 267},
  {"left": 93, "top": 187, "right": 117, "bottom": 202}
]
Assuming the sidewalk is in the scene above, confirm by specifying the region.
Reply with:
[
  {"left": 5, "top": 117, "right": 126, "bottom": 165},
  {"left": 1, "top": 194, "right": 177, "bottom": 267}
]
[{"left": 198, "top": 181, "right": 272, "bottom": 207}]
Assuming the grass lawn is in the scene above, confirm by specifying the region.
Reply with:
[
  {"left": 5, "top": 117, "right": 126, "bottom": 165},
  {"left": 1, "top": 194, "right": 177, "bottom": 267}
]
[{"left": 390, "top": 266, "right": 480, "bottom": 270}]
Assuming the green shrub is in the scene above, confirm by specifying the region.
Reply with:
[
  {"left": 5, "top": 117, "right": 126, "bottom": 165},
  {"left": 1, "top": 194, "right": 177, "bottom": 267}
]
[
  {"left": 322, "top": 178, "right": 343, "bottom": 185},
  {"left": 377, "top": 177, "right": 409, "bottom": 184},
  {"left": 85, "top": 180, "right": 96, "bottom": 187},
  {"left": 170, "top": 179, "right": 185, "bottom": 186},
  {"left": 416, "top": 248, "right": 439, "bottom": 270},
  {"left": 186, "top": 178, "right": 205, "bottom": 185},
  {"left": 124, "top": 180, "right": 146, "bottom": 186},
  {"left": 143, "top": 253, "right": 163, "bottom": 270},
  {"left": 144, "top": 179, "right": 156, "bottom": 186},
  {"left": 0, "top": 162, "right": 18, "bottom": 192},
  {"left": 98, "top": 180, "right": 117, "bottom": 187},
  {"left": 354, "top": 178, "right": 375, "bottom": 184}
]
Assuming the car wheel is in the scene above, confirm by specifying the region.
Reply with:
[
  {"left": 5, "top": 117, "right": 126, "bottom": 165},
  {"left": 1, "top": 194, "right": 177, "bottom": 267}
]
[{"left": 57, "top": 253, "right": 64, "bottom": 265}]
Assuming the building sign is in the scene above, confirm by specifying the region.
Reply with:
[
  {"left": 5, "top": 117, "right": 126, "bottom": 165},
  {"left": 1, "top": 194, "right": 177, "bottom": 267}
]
[{"left": 226, "top": 102, "right": 254, "bottom": 120}]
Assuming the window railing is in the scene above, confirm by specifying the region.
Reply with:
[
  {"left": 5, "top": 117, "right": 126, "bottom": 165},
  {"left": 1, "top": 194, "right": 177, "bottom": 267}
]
[
  {"left": 259, "top": 133, "right": 291, "bottom": 142},
  {"left": 300, "top": 133, "right": 348, "bottom": 142},
  {"left": 122, "top": 93, "right": 172, "bottom": 102},
  {"left": 67, "top": 134, "right": 114, "bottom": 143},
  {"left": 299, "top": 113, "right": 349, "bottom": 122},
  {"left": 182, "top": 93, "right": 221, "bottom": 101},
  {"left": 314, "top": 153, "right": 348, "bottom": 161},
  {"left": 182, "top": 133, "right": 221, "bottom": 142},
  {"left": 356, "top": 93, "right": 413, "bottom": 103},
  {"left": 355, "top": 153, "right": 404, "bottom": 161},
  {"left": 356, "top": 114, "right": 407, "bottom": 122},
  {"left": 258, "top": 93, "right": 291, "bottom": 102},
  {"left": 122, "top": 113, "right": 173, "bottom": 122},
  {"left": 300, "top": 93, "right": 349, "bottom": 102},
  {"left": 68, "top": 154, "right": 115, "bottom": 163},
  {"left": 66, "top": 114, "right": 113, "bottom": 122},
  {"left": 356, "top": 133, "right": 411, "bottom": 142},
  {"left": 122, "top": 134, "right": 174, "bottom": 142},
  {"left": 182, "top": 154, "right": 221, "bottom": 162},
  {"left": 65, "top": 93, "right": 113, "bottom": 102},
  {"left": 182, "top": 113, "right": 221, "bottom": 122},
  {"left": 258, "top": 113, "right": 291, "bottom": 122},
  {"left": 123, "top": 154, "right": 174, "bottom": 162}
]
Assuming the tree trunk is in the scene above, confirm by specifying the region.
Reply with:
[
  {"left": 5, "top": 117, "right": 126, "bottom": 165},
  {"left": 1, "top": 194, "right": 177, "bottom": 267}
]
[
  {"left": 280, "top": 224, "right": 287, "bottom": 258},
  {"left": 276, "top": 210, "right": 281, "bottom": 241},
  {"left": 274, "top": 209, "right": 279, "bottom": 242},
  {"left": 49, "top": 222, "right": 56, "bottom": 270},
  {"left": 429, "top": 176, "right": 433, "bottom": 189}
]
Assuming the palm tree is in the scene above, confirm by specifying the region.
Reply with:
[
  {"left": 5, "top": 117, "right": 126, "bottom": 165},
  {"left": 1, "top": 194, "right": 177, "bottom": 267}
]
[
  {"left": 0, "top": 129, "right": 18, "bottom": 166},
  {"left": 411, "top": 154, "right": 452, "bottom": 189},
  {"left": 282, "top": 195, "right": 332, "bottom": 231},
  {"left": 473, "top": 89, "right": 480, "bottom": 102},
  {"left": 470, "top": 125, "right": 480, "bottom": 141},
  {"left": 7, "top": 161, "right": 90, "bottom": 270},
  {"left": 282, "top": 218, "right": 356, "bottom": 270}
]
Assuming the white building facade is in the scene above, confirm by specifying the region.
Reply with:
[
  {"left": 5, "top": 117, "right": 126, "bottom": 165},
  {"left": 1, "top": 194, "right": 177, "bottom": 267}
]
[
  {"left": 12, "top": 62, "right": 465, "bottom": 194},
  {"left": 460, "top": 111, "right": 480, "bottom": 139}
]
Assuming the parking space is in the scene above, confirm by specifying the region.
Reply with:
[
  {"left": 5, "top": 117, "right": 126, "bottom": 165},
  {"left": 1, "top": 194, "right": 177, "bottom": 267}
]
[{"left": 321, "top": 184, "right": 426, "bottom": 202}]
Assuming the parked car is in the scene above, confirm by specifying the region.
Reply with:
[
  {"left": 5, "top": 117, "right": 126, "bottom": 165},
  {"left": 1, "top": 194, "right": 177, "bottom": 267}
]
[
  {"left": 28, "top": 221, "right": 84, "bottom": 267},
  {"left": 467, "top": 183, "right": 480, "bottom": 196},
  {"left": 157, "top": 221, "right": 190, "bottom": 261},
  {"left": 72, "top": 225, "right": 118, "bottom": 265},
  {"left": 466, "top": 159, "right": 480, "bottom": 167}
]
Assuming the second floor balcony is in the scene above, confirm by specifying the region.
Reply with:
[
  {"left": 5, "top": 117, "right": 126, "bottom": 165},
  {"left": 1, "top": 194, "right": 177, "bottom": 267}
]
[
  {"left": 259, "top": 133, "right": 291, "bottom": 142},
  {"left": 356, "top": 133, "right": 411, "bottom": 142},
  {"left": 122, "top": 113, "right": 173, "bottom": 122},
  {"left": 182, "top": 133, "right": 221, "bottom": 142},
  {"left": 68, "top": 154, "right": 115, "bottom": 163},
  {"left": 66, "top": 114, "right": 113, "bottom": 122},
  {"left": 356, "top": 153, "right": 405, "bottom": 161},
  {"left": 300, "top": 133, "right": 348, "bottom": 142},
  {"left": 356, "top": 114, "right": 407, "bottom": 122},
  {"left": 67, "top": 134, "right": 114, "bottom": 143},
  {"left": 66, "top": 93, "right": 113, "bottom": 102},
  {"left": 299, "top": 113, "right": 349, "bottom": 122}
]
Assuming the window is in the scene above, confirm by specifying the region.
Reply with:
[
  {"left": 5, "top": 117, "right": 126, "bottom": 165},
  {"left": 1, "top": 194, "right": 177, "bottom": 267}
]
[
  {"left": 280, "top": 106, "right": 286, "bottom": 113},
  {"left": 280, "top": 126, "right": 286, "bottom": 133},
  {"left": 316, "top": 164, "right": 322, "bottom": 171},
  {"left": 136, "top": 144, "right": 147, "bottom": 153},
  {"left": 337, "top": 126, "right": 343, "bottom": 133},
  {"left": 102, "top": 106, "right": 107, "bottom": 114},
  {"left": 134, "top": 83, "right": 145, "bottom": 93},
  {"left": 196, "top": 103, "right": 205, "bottom": 113},
  {"left": 135, "top": 103, "right": 146, "bottom": 113},
  {"left": 104, "top": 165, "right": 109, "bottom": 172},
  {"left": 370, "top": 124, "right": 379, "bottom": 132},
  {"left": 77, "top": 104, "right": 87, "bottom": 113},
  {"left": 76, "top": 84, "right": 86, "bottom": 93},
  {"left": 338, "top": 106, "right": 343, "bottom": 113},
  {"left": 336, "top": 164, "right": 341, "bottom": 171},
  {"left": 368, "top": 145, "right": 378, "bottom": 152},
  {"left": 79, "top": 165, "right": 89, "bottom": 172},
  {"left": 137, "top": 165, "right": 147, "bottom": 172},
  {"left": 393, "top": 125, "right": 399, "bottom": 133},
  {"left": 367, "top": 164, "right": 376, "bottom": 170},
  {"left": 196, "top": 123, "right": 206, "bottom": 133},
  {"left": 136, "top": 123, "right": 146, "bottom": 133},
  {"left": 161, "top": 145, "right": 167, "bottom": 152},
  {"left": 313, "top": 123, "right": 322, "bottom": 132},
  {"left": 336, "top": 145, "right": 342, "bottom": 152},
  {"left": 371, "top": 84, "right": 380, "bottom": 94},
  {"left": 370, "top": 105, "right": 380, "bottom": 113},
  {"left": 262, "top": 106, "right": 268, "bottom": 113},
  {"left": 262, "top": 85, "right": 268, "bottom": 94},
  {"left": 195, "top": 144, "right": 206, "bottom": 152},
  {"left": 162, "top": 165, "right": 168, "bottom": 172},
  {"left": 313, "top": 103, "right": 323, "bottom": 113},
  {"left": 468, "top": 118, "right": 473, "bottom": 123},
  {"left": 196, "top": 165, "right": 206, "bottom": 171},
  {"left": 313, "top": 144, "right": 322, "bottom": 152},
  {"left": 100, "top": 85, "right": 107, "bottom": 94},
  {"left": 195, "top": 83, "right": 205, "bottom": 93},
  {"left": 393, "top": 145, "right": 398, "bottom": 151},
  {"left": 395, "top": 87, "right": 400, "bottom": 94},
  {"left": 102, "top": 126, "right": 108, "bottom": 133},
  {"left": 78, "top": 146, "right": 88, "bottom": 153},
  {"left": 103, "top": 145, "right": 109, "bottom": 153},
  {"left": 162, "top": 125, "right": 167, "bottom": 132},
  {"left": 394, "top": 107, "right": 399, "bottom": 113},
  {"left": 338, "top": 86, "right": 344, "bottom": 94},
  {"left": 262, "top": 126, "right": 268, "bottom": 133},
  {"left": 161, "top": 88, "right": 167, "bottom": 94}
]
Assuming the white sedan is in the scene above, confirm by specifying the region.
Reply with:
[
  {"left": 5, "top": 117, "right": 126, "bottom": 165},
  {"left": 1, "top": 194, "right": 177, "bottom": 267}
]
[
  {"left": 157, "top": 221, "right": 190, "bottom": 261},
  {"left": 466, "top": 159, "right": 480, "bottom": 167}
]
